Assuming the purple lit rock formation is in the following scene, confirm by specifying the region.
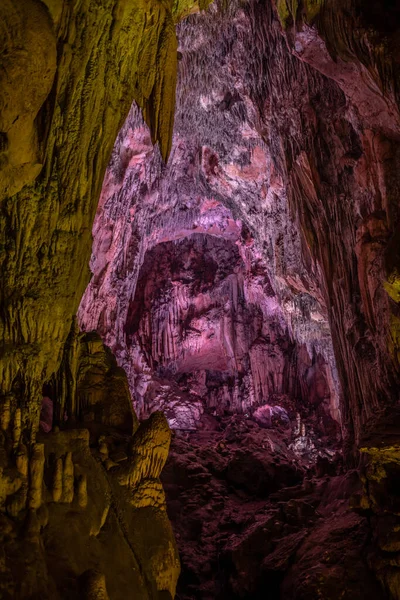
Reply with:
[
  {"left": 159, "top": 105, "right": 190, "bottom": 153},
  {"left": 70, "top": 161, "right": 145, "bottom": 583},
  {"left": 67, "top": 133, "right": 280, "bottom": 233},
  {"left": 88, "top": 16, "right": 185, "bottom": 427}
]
[
  {"left": 80, "top": 0, "right": 400, "bottom": 451},
  {"left": 78, "top": 106, "right": 339, "bottom": 434}
]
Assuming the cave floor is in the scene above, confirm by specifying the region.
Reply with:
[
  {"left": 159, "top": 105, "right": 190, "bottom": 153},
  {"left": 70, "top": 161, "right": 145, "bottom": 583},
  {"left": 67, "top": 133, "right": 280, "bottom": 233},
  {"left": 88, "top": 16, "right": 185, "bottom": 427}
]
[{"left": 162, "top": 412, "right": 386, "bottom": 600}]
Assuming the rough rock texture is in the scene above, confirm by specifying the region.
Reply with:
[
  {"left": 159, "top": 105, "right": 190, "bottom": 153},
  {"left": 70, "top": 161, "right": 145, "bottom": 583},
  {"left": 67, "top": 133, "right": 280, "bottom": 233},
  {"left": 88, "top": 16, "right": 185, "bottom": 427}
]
[
  {"left": 120, "top": 231, "right": 339, "bottom": 432},
  {"left": 45, "top": 321, "right": 137, "bottom": 434},
  {"left": 0, "top": 0, "right": 203, "bottom": 596},
  {"left": 0, "top": 0, "right": 183, "bottom": 439},
  {"left": 78, "top": 95, "right": 340, "bottom": 434},
  {"left": 161, "top": 411, "right": 384, "bottom": 599},
  {"left": 273, "top": 0, "right": 400, "bottom": 452},
  {"left": 0, "top": 332, "right": 179, "bottom": 599},
  {"left": 2, "top": 0, "right": 400, "bottom": 598},
  {"left": 78, "top": 0, "right": 400, "bottom": 596}
]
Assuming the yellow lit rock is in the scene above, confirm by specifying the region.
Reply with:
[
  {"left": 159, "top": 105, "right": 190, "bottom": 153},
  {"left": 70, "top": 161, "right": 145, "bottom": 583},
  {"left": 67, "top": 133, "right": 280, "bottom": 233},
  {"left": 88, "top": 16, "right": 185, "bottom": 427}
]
[
  {"left": 28, "top": 443, "right": 45, "bottom": 510},
  {"left": 52, "top": 456, "right": 63, "bottom": 502},
  {"left": 62, "top": 451, "right": 74, "bottom": 504},
  {"left": 0, "top": 330, "right": 180, "bottom": 597},
  {"left": 0, "top": 398, "right": 11, "bottom": 432},
  {"left": 0, "top": 0, "right": 180, "bottom": 443},
  {"left": 15, "top": 442, "right": 29, "bottom": 477}
]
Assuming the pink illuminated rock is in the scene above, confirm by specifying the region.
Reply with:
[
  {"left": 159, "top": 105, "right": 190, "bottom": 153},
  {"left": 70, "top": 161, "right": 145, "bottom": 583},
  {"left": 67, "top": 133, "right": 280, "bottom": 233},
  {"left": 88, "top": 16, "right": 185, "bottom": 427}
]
[
  {"left": 76, "top": 2, "right": 400, "bottom": 598},
  {"left": 78, "top": 104, "right": 340, "bottom": 431},
  {"left": 79, "top": 0, "right": 400, "bottom": 452},
  {"left": 253, "top": 404, "right": 290, "bottom": 429}
]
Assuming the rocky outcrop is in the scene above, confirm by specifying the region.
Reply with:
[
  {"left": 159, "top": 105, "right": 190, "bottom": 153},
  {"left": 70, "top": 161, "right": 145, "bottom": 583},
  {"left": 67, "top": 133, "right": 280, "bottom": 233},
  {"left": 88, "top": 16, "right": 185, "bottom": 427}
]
[
  {"left": 0, "top": 331, "right": 179, "bottom": 598},
  {"left": 0, "top": 0, "right": 182, "bottom": 441},
  {"left": 161, "top": 411, "right": 382, "bottom": 599},
  {"left": 121, "top": 231, "right": 339, "bottom": 433},
  {"left": 0, "top": 0, "right": 202, "bottom": 595},
  {"left": 45, "top": 321, "right": 137, "bottom": 434},
  {"left": 272, "top": 0, "right": 400, "bottom": 451},
  {"left": 80, "top": 154, "right": 340, "bottom": 428},
  {"left": 78, "top": 90, "right": 340, "bottom": 434},
  {"left": 77, "top": 1, "right": 400, "bottom": 596},
  {"left": 2, "top": 0, "right": 400, "bottom": 598}
]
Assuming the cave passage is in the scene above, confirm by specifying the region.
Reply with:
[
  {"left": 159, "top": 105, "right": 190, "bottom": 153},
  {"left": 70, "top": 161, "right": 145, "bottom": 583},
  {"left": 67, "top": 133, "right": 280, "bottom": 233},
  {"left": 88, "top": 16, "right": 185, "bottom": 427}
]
[
  {"left": 75, "top": 1, "right": 381, "bottom": 598},
  {"left": 76, "top": 0, "right": 400, "bottom": 596}
]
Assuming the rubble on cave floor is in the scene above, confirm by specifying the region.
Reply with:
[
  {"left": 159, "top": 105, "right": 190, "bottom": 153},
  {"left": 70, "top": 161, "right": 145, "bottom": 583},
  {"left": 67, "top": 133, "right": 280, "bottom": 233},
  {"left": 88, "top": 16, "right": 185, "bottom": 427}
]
[{"left": 162, "top": 410, "right": 385, "bottom": 600}]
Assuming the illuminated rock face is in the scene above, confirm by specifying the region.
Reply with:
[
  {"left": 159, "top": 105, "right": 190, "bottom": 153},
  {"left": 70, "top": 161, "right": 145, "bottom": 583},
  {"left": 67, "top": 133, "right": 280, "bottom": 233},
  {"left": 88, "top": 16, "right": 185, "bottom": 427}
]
[
  {"left": 0, "top": 0, "right": 185, "bottom": 437},
  {"left": 80, "top": 0, "right": 400, "bottom": 452},
  {"left": 120, "top": 232, "right": 338, "bottom": 434},
  {"left": 0, "top": 329, "right": 180, "bottom": 599},
  {"left": 77, "top": 1, "right": 400, "bottom": 597},
  {"left": 78, "top": 107, "right": 340, "bottom": 434}
]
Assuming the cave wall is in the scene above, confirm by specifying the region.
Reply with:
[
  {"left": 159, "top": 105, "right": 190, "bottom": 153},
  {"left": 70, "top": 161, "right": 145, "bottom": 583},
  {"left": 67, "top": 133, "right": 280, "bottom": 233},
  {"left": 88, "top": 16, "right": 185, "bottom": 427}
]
[
  {"left": 78, "top": 0, "right": 400, "bottom": 483},
  {"left": 272, "top": 0, "right": 400, "bottom": 450},
  {"left": 125, "top": 234, "right": 297, "bottom": 422},
  {"left": 0, "top": 0, "right": 180, "bottom": 437},
  {"left": 119, "top": 232, "right": 338, "bottom": 435},
  {"left": 185, "top": 0, "right": 400, "bottom": 450},
  {"left": 0, "top": 330, "right": 180, "bottom": 599},
  {"left": 200, "top": 0, "right": 400, "bottom": 449},
  {"left": 80, "top": 1, "right": 400, "bottom": 595},
  {"left": 0, "top": 0, "right": 398, "bottom": 595}
]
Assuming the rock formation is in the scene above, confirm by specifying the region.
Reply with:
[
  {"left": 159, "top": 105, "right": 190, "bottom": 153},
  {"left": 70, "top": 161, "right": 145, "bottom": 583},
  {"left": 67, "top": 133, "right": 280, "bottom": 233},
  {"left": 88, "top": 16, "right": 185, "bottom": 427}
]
[
  {"left": 0, "top": 329, "right": 179, "bottom": 598},
  {"left": 80, "top": 0, "right": 400, "bottom": 454},
  {"left": 0, "top": 0, "right": 181, "bottom": 440},
  {"left": 161, "top": 412, "right": 379, "bottom": 600},
  {"left": 1, "top": 0, "right": 400, "bottom": 598},
  {"left": 78, "top": 87, "right": 340, "bottom": 436}
]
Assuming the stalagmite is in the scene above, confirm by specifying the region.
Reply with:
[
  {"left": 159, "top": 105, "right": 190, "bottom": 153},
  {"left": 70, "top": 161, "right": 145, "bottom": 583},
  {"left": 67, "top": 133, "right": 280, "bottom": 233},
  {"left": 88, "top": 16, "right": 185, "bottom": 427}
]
[
  {"left": 12, "top": 408, "right": 21, "bottom": 448},
  {"left": 98, "top": 438, "right": 109, "bottom": 461},
  {"left": 28, "top": 444, "right": 45, "bottom": 510},
  {"left": 1, "top": 0, "right": 400, "bottom": 597},
  {"left": 119, "top": 412, "right": 171, "bottom": 489},
  {"left": 62, "top": 452, "right": 74, "bottom": 504},
  {"left": 77, "top": 474, "right": 88, "bottom": 509},
  {"left": 0, "top": 398, "right": 10, "bottom": 432},
  {"left": 81, "top": 570, "right": 109, "bottom": 600},
  {"left": 52, "top": 458, "right": 63, "bottom": 503},
  {"left": 15, "top": 443, "right": 29, "bottom": 477}
]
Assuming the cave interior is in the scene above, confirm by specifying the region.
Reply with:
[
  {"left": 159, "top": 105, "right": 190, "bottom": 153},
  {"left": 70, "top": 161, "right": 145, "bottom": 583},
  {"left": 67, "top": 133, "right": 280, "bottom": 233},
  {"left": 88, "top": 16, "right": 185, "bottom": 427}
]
[{"left": 1, "top": 0, "right": 400, "bottom": 599}]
